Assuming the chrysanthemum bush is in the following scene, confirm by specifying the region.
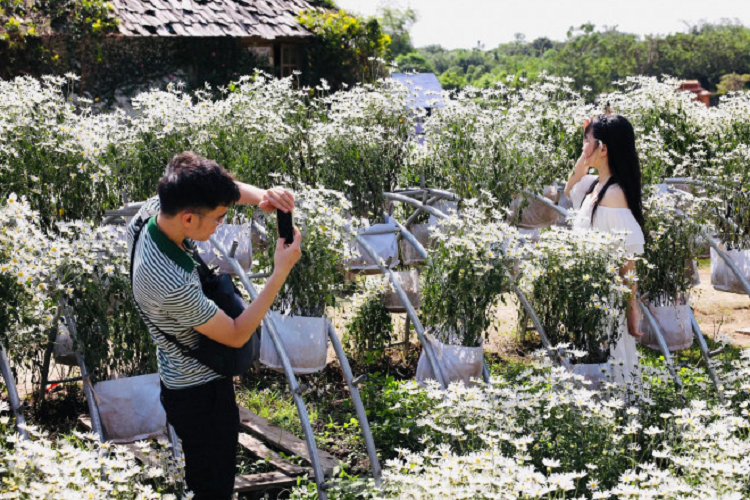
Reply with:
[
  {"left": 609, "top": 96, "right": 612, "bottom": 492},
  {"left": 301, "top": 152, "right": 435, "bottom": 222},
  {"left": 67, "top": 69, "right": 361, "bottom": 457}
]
[
  {"left": 420, "top": 196, "right": 517, "bottom": 347},
  {"left": 257, "top": 182, "right": 362, "bottom": 317},
  {"left": 637, "top": 187, "right": 707, "bottom": 306},
  {"left": 368, "top": 354, "right": 750, "bottom": 500},
  {"left": 409, "top": 75, "right": 590, "bottom": 207},
  {"left": 518, "top": 226, "right": 634, "bottom": 364},
  {"left": 0, "top": 403, "right": 188, "bottom": 499},
  {"left": 0, "top": 193, "right": 155, "bottom": 379}
]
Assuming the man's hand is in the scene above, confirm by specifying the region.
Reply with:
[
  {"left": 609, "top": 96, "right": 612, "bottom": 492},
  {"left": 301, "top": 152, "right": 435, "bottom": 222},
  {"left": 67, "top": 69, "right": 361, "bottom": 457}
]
[
  {"left": 273, "top": 226, "right": 302, "bottom": 276},
  {"left": 260, "top": 187, "right": 295, "bottom": 213}
]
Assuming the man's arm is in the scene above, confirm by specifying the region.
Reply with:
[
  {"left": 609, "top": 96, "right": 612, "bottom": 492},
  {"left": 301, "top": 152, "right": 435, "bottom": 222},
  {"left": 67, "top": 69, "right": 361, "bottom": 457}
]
[
  {"left": 236, "top": 182, "right": 295, "bottom": 213},
  {"left": 194, "top": 227, "right": 302, "bottom": 347}
]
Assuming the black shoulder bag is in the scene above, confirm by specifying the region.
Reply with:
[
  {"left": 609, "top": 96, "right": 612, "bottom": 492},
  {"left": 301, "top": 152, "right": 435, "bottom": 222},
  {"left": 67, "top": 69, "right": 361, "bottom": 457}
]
[{"left": 130, "top": 215, "right": 259, "bottom": 377}]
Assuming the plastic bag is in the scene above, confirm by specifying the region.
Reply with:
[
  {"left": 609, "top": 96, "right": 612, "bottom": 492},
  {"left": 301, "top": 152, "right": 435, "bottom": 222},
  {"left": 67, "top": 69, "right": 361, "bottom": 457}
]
[
  {"left": 348, "top": 220, "right": 400, "bottom": 271},
  {"left": 571, "top": 362, "right": 610, "bottom": 390},
  {"left": 383, "top": 270, "right": 421, "bottom": 312},
  {"left": 710, "top": 246, "right": 750, "bottom": 294},
  {"left": 260, "top": 312, "right": 328, "bottom": 374},
  {"left": 194, "top": 224, "right": 252, "bottom": 274},
  {"left": 401, "top": 223, "right": 431, "bottom": 266},
  {"left": 416, "top": 333, "right": 484, "bottom": 387},
  {"left": 53, "top": 323, "right": 78, "bottom": 366},
  {"left": 94, "top": 373, "right": 167, "bottom": 443},
  {"left": 510, "top": 185, "right": 560, "bottom": 229},
  {"left": 639, "top": 302, "right": 693, "bottom": 352}
]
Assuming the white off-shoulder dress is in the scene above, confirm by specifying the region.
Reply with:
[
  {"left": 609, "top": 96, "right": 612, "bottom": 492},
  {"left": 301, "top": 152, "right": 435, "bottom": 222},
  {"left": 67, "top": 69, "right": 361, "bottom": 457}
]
[{"left": 569, "top": 175, "right": 645, "bottom": 389}]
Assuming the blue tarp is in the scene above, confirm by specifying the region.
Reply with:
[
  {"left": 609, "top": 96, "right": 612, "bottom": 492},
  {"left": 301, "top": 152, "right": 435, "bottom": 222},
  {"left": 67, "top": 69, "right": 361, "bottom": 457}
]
[{"left": 391, "top": 73, "right": 444, "bottom": 109}]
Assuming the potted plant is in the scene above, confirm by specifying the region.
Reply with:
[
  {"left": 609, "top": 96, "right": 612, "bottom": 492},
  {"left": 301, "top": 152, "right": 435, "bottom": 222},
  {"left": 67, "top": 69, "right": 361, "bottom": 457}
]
[
  {"left": 418, "top": 198, "right": 516, "bottom": 386},
  {"left": 256, "top": 183, "right": 361, "bottom": 374},
  {"left": 637, "top": 188, "right": 705, "bottom": 352},
  {"left": 519, "top": 226, "right": 633, "bottom": 386}
]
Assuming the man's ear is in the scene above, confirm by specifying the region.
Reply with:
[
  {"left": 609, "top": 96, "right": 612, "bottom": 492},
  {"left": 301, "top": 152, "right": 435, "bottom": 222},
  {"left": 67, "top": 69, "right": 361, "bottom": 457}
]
[{"left": 181, "top": 212, "right": 195, "bottom": 227}]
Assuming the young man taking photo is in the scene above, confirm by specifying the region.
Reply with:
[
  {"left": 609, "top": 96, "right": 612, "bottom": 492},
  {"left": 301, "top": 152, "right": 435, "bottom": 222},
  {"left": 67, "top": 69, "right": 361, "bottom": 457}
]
[{"left": 127, "top": 151, "right": 301, "bottom": 499}]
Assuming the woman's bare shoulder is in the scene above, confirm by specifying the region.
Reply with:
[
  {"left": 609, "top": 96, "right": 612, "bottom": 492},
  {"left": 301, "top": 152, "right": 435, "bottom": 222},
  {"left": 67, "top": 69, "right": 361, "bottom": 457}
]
[{"left": 598, "top": 184, "right": 629, "bottom": 208}]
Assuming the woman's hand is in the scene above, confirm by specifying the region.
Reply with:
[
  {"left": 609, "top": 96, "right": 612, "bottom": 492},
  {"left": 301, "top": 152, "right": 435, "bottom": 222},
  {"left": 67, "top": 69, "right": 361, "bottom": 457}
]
[{"left": 260, "top": 187, "right": 295, "bottom": 213}]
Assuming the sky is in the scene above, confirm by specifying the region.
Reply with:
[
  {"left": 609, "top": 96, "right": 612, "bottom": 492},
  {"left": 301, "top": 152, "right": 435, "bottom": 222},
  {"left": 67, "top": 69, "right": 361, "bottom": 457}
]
[{"left": 334, "top": 0, "right": 750, "bottom": 50}]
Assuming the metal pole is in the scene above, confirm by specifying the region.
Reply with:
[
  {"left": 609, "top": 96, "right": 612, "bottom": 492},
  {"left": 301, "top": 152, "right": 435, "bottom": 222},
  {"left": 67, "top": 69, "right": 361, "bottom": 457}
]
[
  {"left": 210, "top": 237, "right": 329, "bottom": 499},
  {"left": 511, "top": 283, "right": 572, "bottom": 371},
  {"left": 0, "top": 345, "right": 28, "bottom": 440},
  {"left": 522, "top": 190, "right": 570, "bottom": 218},
  {"left": 392, "top": 220, "right": 428, "bottom": 261},
  {"left": 382, "top": 193, "right": 449, "bottom": 221},
  {"left": 404, "top": 196, "right": 438, "bottom": 228},
  {"left": 326, "top": 322, "right": 382, "bottom": 485},
  {"left": 702, "top": 232, "right": 750, "bottom": 298},
  {"left": 688, "top": 309, "right": 725, "bottom": 404},
  {"left": 64, "top": 309, "right": 106, "bottom": 442},
  {"left": 638, "top": 298, "right": 684, "bottom": 397},
  {"left": 354, "top": 234, "right": 447, "bottom": 389}
]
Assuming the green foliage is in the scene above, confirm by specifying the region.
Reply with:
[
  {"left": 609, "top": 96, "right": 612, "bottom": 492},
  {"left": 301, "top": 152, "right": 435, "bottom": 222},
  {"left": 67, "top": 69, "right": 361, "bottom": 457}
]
[
  {"left": 377, "top": 5, "right": 417, "bottom": 58},
  {"left": 717, "top": 73, "right": 750, "bottom": 94},
  {"left": 297, "top": 8, "right": 391, "bottom": 88},
  {"left": 345, "top": 293, "right": 393, "bottom": 363},
  {"left": 418, "top": 22, "right": 750, "bottom": 97},
  {"left": 394, "top": 52, "right": 435, "bottom": 74}
]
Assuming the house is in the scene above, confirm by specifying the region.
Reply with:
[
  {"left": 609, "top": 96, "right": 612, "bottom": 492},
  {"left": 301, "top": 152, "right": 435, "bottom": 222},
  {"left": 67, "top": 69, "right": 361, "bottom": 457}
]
[
  {"left": 112, "top": 0, "right": 314, "bottom": 77},
  {"left": 391, "top": 73, "right": 444, "bottom": 140},
  {"left": 679, "top": 80, "right": 712, "bottom": 107}
]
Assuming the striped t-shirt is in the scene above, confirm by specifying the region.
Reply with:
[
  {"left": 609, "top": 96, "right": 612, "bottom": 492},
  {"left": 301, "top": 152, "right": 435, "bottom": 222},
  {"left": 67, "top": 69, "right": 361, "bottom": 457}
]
[{"left": 128, "top": 197, "right": 222, "bottom": 389}]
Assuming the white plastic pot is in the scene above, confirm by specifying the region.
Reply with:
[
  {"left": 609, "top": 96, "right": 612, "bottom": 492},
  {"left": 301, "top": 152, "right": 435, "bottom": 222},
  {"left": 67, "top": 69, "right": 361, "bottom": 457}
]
[
  {"left": 416, "top": 333, "right": 484, "bottom": 387},
  {"left": 710, "top": 246, "right": 750, "bottom": 294},
  {"left": 400, "top": 223, "right": 431, "bottom": 266},
  {"left": 347, "top": 220, "right": 400, "bottom": 272},
  {"left": 383, "top": 270, "right": 421, "bottom": 312},
  {"left": 194, "top": 224, "right": 252, "bottom": 274},
  {"left": 571, "top": 362, "right": 610, "bottom": 390},
  {"left": 638, "top": 301, "right": 693, "bottom": 352},
  {"left": 260, "top": 312, "right": 328, "bottom": 375},
  {"left": 94, "top": 373, "right": 167, "bottom": 443},
  {"left": 510, "top": 185, "right": 560, "bottom": 229}
]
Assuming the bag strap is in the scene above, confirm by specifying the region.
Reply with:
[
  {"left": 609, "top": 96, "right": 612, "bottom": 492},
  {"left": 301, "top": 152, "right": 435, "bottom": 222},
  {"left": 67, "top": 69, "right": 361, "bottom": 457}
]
[{"left": 130, "top": 215, "right": 193, "bottom": 357}]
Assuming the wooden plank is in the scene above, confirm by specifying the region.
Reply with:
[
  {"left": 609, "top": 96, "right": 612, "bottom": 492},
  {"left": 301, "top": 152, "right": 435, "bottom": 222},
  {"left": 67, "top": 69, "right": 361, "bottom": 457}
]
[
  {"left": 234, "top": 471, "right": 298, "bottom": 492},
  {"left": 238, "top": 432, "right": 307, "bottom": 477},
  {"left": 237, "top": 406, "right": 340, "bottom": 474},
  {"left": 104, "top": 207, "right": 140, "bottom": 216}
]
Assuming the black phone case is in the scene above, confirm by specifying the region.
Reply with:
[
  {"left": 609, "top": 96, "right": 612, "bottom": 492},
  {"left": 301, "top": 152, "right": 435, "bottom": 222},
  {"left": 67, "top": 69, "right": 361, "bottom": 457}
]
[{"left": 277, "top": 209, "right": 294, "bottom": 244}]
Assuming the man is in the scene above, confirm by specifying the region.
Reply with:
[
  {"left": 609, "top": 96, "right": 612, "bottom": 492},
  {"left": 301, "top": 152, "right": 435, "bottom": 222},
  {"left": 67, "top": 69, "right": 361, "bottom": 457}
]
[{"left": 127, "top": 151, "right": 301, "bottom": 499}]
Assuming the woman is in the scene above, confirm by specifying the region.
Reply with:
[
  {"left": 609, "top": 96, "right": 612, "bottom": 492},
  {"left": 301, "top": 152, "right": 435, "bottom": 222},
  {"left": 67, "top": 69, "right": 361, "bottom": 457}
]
[{"left": 564, "top": 114, "right": 645, "bottom": 391}]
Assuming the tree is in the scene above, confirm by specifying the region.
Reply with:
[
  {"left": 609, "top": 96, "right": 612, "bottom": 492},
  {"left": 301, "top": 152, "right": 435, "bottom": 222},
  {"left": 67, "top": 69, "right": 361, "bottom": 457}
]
[
  {"left": 377, "top": 5, "right": 418, "bottom": 58},
  {"left": 395, "top": 52, "right": 435, "bottom": 73},
  {"left": 717, "top": 73, "right": 750, "bottom": 94}
]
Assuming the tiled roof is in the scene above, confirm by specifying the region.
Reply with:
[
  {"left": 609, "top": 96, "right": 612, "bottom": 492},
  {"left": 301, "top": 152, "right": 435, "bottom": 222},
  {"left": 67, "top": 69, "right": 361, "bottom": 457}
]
[{"left": 113, "top": 0, "right": 314, "bottom": 38}]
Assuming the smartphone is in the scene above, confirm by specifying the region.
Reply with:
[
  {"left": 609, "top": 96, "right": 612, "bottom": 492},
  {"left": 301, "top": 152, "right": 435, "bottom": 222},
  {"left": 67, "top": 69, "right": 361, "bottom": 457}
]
[{"left": 277, "top": 209, "right": 294, "bottom": 245}]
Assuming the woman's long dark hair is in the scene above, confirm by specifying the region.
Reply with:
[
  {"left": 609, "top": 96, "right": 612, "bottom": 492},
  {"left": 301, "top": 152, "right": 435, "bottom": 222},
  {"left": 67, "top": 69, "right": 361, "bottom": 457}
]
[{"left": 583, "top": 114, "right": 644, "bottom": 228}]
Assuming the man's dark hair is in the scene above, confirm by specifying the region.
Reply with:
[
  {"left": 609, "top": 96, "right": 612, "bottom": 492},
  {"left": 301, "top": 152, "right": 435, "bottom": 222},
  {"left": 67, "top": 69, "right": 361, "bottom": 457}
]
[{"left": 157, "top": 151, "right": 240, "bottom": 216}]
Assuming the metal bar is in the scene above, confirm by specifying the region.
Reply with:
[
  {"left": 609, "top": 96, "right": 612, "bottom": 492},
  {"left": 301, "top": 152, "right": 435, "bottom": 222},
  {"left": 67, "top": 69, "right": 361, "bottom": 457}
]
[
  {"left": 168, "top": 423, "right": 182, "bottom": 464},
  {"left": 392, "top": 220, "right": 429, "bottom": 260},
  {"left": 382, "top": 193, "right": 448, "bottom": 221},
  {"left": 702, "top": 232, "right": 750, "bottom": 298},
  {"left": 522, "top": 190, "right": 570, "bottom": 218},
  {"left": 64, "top": 310, "right": 106, "bottom": 442},
  {"left": 482, "top": 361, "right": 491, "bottom": 383},
  {"left": 326, "top": 322, "right": 382, "bottom": 485},
  {"left": 355, "top": 234, "right": 447, "bottom": 389},
  {"left": 511, "top": 283, "right": 572, "bottom": 371},
  {"left": 209, "top": 237, "right": 328, "bottom": 500},
  {"left": 638, "top": 298, "right": 684, "bottom": 397},
  {"left": 247, "top": 272, "right": 271, "bottom": 280},
  {"left": 0, "top": 345, "right": 28, "bottom": 440},
  {"left": 360, "top": 227, "right": 401, "bottom": 236},
  {"left": 688, "top": 309, "right": 725, "bottom": 404},
  {"left": 424, "top": 188, "right": 461, "bottom": 201},
  {"left": 404, "top": 196, "right": 438, "bottom": 228},
  {"left": 45, "top": 376, "right": 84, "bottom": 385}
]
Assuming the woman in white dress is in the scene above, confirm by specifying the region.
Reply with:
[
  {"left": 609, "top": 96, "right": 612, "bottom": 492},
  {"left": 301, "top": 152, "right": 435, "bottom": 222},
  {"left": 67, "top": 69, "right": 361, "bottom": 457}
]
[{"left": 564, "top": 114, "right": 645, "bottom": 392}]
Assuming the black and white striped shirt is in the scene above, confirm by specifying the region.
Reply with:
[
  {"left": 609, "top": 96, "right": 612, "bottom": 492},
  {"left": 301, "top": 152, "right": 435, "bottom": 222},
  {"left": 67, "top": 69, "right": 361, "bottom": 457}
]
[{"left": 127, "top": 197, "right": 221, "bottom": 389}]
